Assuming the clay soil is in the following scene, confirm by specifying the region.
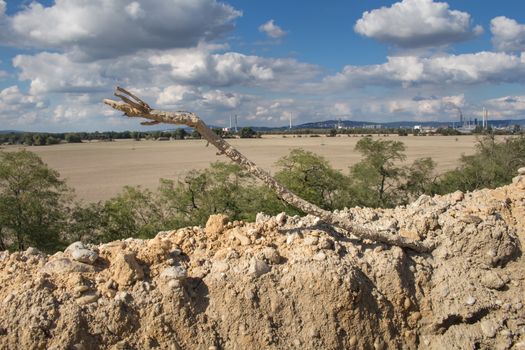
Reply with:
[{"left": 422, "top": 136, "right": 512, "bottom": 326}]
[{"left": 0, "top": 172, "right": 524, "bottom": 349}]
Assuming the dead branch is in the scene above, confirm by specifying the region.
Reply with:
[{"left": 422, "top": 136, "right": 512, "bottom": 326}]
[{"left": 104, "top": 87, "right": 434, "bottom": 253}]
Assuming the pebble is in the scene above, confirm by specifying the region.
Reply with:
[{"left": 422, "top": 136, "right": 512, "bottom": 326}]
[
  {"left": 76, "top": 294, "right": 99, "bottom": 305},
  {"left": 3, "top": 294, "right": 14, "bottom": 304},
  {"left": 214, "top": 261, "right": 230, "bottom": 273},
  {"left": 275, "top": 212, "right": 287, "bottom": 225},
  {"left": 349, "top": 336, "right": 357, "bottom": 346},
  {"left": 25, "top": 247, "right": 40, "bottom": 256},
  {"left": 480, "top": 320, "right": 498, "bottom": 338},
  {"left": 313, "top": 252, "right": 326, "bottom": 261},
  {"left": 71, "top": 248, "right": 98, "bottom": 264},
  {"left": 262, "top": 247, "right": 281, "bottom": 264},
  {"left": 304, "top": 236, "right": 319, "bottom": 246},
  {"left": 249, "top": 258, "right": 270, "bottom": 278},
  {"left": 160, "top": 266, "right": 188, "bottom": 282},
  {"left": 465, "top": 296, "right": 477, "bottom": 306},
  {"left": 74, "top": 285, "right": 89, "bottom": 294}
]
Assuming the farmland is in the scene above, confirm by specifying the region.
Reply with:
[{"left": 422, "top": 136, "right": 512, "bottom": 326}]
[{"left": 3, "top": 134, "right": 496, "bottom": 202}]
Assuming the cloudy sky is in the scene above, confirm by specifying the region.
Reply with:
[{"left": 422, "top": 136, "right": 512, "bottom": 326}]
[{"left": 0, "top": 0, "right": 525, "bottom": 132}]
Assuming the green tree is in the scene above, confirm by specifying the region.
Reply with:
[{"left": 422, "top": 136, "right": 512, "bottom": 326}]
[
  {"left": 239, "top": 127, "right": 256, "bottom": 138},
  {"left": 65, "top": 133, "right": 82, "bottom": 143},
  {"left": 0, "top": 150, "right": 70, "bottom": 252},
  {"left": 401, "top": 157, "right": 437, "bottom": 201},
  {"left": 435, "top": 135, "right": 525, "bottom": 193},
  {"left": 349, "top": 137, "right": 406, "bottom": 207},
  {"left": 275, "top": 149, "right": 350, "bottom": 211}
]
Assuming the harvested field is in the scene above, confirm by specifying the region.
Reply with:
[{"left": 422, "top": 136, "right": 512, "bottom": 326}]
[{"left": 2, "top": 135, "right": 500, "bottom": 202}]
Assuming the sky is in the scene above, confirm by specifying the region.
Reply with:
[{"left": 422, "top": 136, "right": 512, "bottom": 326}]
[{"left": 0, "top": 0, "right": 525, "bottom": 132}]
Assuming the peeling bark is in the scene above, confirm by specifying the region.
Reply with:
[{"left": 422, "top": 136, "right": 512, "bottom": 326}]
[{"left": 104, "top": 87, "right": 434, "bottom": 253}]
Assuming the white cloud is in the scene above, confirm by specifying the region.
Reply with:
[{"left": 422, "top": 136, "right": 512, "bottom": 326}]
[
  {"left": 323, "top": 51, "right": 525, "bottom": 89},
  {"left": 484, "top": 95, "right": 525, "bottom": 118},
  {"left": 354, "top": 0, "right": 483, "bottom": 48},
  {"left": 258, "top": 20, "right": 287, "bottom": 39},
  {"left": 1, "top": 0, "right": 241, "bottom": 59},
  {"left": 0, "top": 85, "right": 47, "bottom": 126},
  {"left": 491, "top": 16, "right": 525, "bottom": 52}
]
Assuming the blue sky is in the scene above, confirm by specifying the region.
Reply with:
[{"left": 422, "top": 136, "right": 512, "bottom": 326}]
[{"left": 0, "top": 0, "right": 525, "bottom": 132}]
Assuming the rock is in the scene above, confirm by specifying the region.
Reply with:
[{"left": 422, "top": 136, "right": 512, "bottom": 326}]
[
  {"left": 213, "top": 261, "right": 230, "bottom": 273},
  {"left": 480, "top": 320, "right": 498, "bottom": 338},
  {"left": 76, "top": 293, "right": 99, "bottom": 305},
  {"left": 111, "top": 253, "right": 144, "bottom": 287},
  {"left": 25, "top": 247, "right": 40, "bottom": 256},
  {"left": 232, "top": 230, "right": 251, "bottom": 246},
  {"left": 465, "top": 296, "right": 476, "bottom": 306},
  {"left": 481, "top": 271, "right": 507, "bottom": 290},
  {"left": 249, "top": 258, "right": 270, "bottom": 278},
  {"left": 71, "top": 248, "right": 98, "bottom": 265},
  {"left": 451, "top": 191, "right": 464, "bottom": 202},
  {"left": 349, "top": 336, "right": 357, "bottom": 346},
  {"left": 518, "top": 167, "right": 525, "bottom": 175},
  {"left": 275, "top": 212, "right": 287, "bottom": 225},
  {"left": 255, "top": 212, "right": 271, "bottom": 224},
  {"left": 160, "top": 266, "right": 187, "bottom": 282},
  {"left": 74, "top": 285, "right": 89, "bottom": 294},
  {"left": 318, "top": 237, "right": 334, "bottom": 250},
  {"left": 261, "top": 247, "right": 281, "bottom": 264},
  {"left": 40, "top": 258, "right": 95, "bottom": 274},
  {"left": 399, "top": 229, "right": 420, "bottom": 240},
  {"left": 304, "top": 236, "right": 319, "bottom": 246},
  {"left": 206, "top": 214, "right": 229, "bottom": 235},
  {"left": 313, "top": 252, "right": 326, "bottom": 261},
  {"left": 513, "top": 175, "right": 525, "bottom": 190}
]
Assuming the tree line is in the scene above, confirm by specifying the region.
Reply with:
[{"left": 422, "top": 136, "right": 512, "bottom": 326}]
[{"left": 0, "top": 135, "right": 523, "bottom": 253}]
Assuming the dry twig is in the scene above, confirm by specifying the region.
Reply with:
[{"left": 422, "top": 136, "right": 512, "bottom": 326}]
[{"left": 104, "top": 87, "right": 434, "bottom": 253}]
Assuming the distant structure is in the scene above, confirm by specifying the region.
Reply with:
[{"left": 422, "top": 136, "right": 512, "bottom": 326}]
[
  {"left": 235, "top": 114, "right": 238, "bottom": 133},
  {"left": 289, "top": 112, "right": 292, "bottom": 129},
  {"left": 482, "top": 107, "right": 488, "bottom": 129}
]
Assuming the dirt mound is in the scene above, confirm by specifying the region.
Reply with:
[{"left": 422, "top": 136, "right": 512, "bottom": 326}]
[{"left": 1, "top": 174, "right": 524, "bottom": 349}]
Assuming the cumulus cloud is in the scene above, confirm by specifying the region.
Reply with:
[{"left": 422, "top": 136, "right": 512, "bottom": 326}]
[
  {"left": 484, "top": 95, "right": 525, "bottom": 118},
  {"left": 491, "top": 16, "right": 525, "bottom": 52},
  {"left": 0, "top": 0, "right": 241, "bottom": 59},
  {"left": 354, "top": 0, "right": 483, "bottom": 48},
  {"left": 0, "top": 85, "right": 47, "bottom": 126},
  {"left": 258, "top": 20, "right": 287, "bottom": 39},
  {"left": 323, "top": 51, "right": 525, "bottom": 89}
]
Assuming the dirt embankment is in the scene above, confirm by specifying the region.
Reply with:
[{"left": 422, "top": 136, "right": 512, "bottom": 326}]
[{"left": 1, "top": 173, "right": 525, "bottom": 349}]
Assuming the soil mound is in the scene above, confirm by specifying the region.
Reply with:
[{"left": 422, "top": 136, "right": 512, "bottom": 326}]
[{"left": 1, "top": 175, "right": 524, "bottom": 349}]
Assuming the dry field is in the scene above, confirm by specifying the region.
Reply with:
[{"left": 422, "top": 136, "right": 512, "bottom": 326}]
[{"left": 3, "top": 134, "right": 498, "bottom": 202}]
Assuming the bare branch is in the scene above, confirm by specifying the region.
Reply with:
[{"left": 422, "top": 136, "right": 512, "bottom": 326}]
[{"left": 104, "top": 87, "right": 435, "bottom": 253}]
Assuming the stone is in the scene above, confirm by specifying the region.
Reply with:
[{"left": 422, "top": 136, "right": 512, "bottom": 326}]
[
  {"left": 40, "top": 258, "right": 95, "bottom": 274},
  {"left": 161, "top": 266, "right": 188, "bottom": 282},
  {"left": 518, "top": 167, "right": 525, "bottom": 175},
  {"left": 262, "top": 247, "right": 281, "bottom": 264},
  {"left": 275, "top": 212, "right": 287, "bottom": 225},
  {"left": 256, "top": 212, "right": 271, "bottom": 224},
  {"left": 232, "top": 230, "right": 251, "bottom": 246},
  {"left": 349, "top": 336, "right": 357, "bottom": 346},
  {"left": 313, "top": 252, "right": 326, "bottom": 261},
  {"left": 399, "top": 229, "right": 420, "bottom": 240},
  {"left": 465, "top": 296, "right": 476, "bottom": 306},
  {"left": 480, "top": 271, "right": 507, "bottom": 290},
  {"left": 318, "top": 237, "right": 334, "bottom": 250},
  {"left": 480, "top": 320, "right": 498, "bottom": 338},
  {"left": 111, "top": 253, "right": 144, "bottom": 287},
  {"left": 304, "top": 236, "right": 319, "bottom": 246},
  {"left": 71, "top": 248, "right": 98, "bottom": 265},
  {"left": 25, "top": 247, "right": 40, "bottom": 256},
  {"left": 249, "top": 258, "right": 270, "bottom": 278},
  {"left": 451, "top": 191, "right": 464, "bottom": 202},
  {"left": 213, "top": 261, "right": 230, "bottom": 273},
  {"left": 205, "top": 214, "right": 229, "bottom": 235},
  {"left": 76, "top": 293, "right": 99, "bottom": 305}
]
